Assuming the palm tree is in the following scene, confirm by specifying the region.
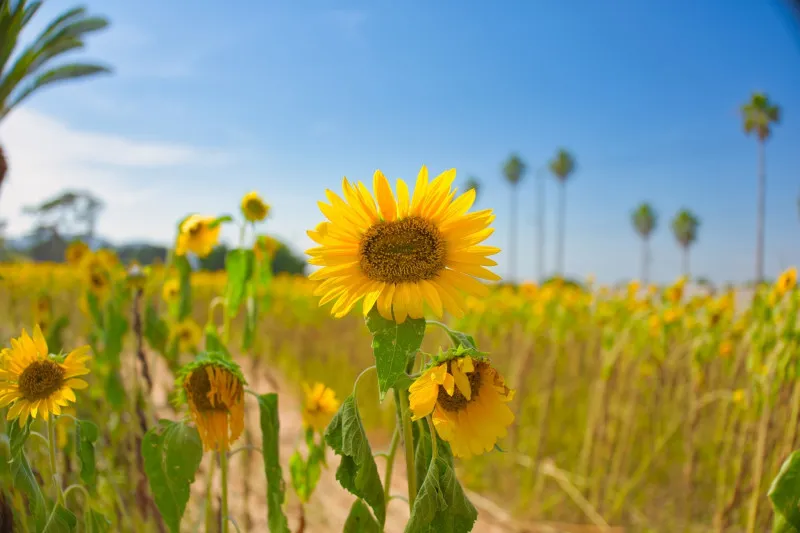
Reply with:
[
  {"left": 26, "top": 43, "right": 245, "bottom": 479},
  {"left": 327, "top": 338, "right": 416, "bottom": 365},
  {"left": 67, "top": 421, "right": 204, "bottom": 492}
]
[
  {"left": 631, "top": 202, "right": 657, "bottom": 283},
  {"left": 741, "top": 92, "right": 780, "bottom": 284},
  {"left": 671, "top": 209, "right": 700, "bottom": 278},
  {"left": 464, "top": 176, "right": 480, "bottom": 201},
  {"left": 549, "top": 148, "right": 576, "bottom": 274},
  {"left": 0, "top": 1, "right": 111, "bottom": 198},
  {"left": 502, "top": 154, "right": 526, "bottom": 280}
]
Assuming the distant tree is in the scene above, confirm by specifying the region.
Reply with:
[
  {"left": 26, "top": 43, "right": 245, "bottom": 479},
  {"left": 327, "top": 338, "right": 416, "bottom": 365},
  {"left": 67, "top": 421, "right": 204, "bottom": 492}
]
[
  {"left": 631, "top": 203, "right": 657, "bottom": 283},
  {"left": 22, "top": 190, "right": 103, "bottom": 261},
  {"left": 272, "top": 244, "right": 306, "bottom": 275},
  {"left": 502, "top": 153, "right": 526, "bottom": 279},
  {"left": 464, "top": 177, "right": 480, "bottom": 201},
  {"left": 116, "top": 244, "right": 169, "bottom": 265},
  {"left": 198, "top": 244, "right": 229, "bottom": 271},
  {"left": 549, "top": 148, "right": 576, "bottom": 274},
  {"left": 0, "top": 2, "right": 112, "bottom": 199},
  {"left": 741, "top": 92, "right": 780, "bottom": 283},
  {"left": 671, "top": 209, "right": 700, "bottom": 277}
]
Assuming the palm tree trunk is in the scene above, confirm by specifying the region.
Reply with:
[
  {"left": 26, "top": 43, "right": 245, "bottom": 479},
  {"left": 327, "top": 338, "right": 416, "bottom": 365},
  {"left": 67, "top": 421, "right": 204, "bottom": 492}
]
[
  {"left": 0, "top": 145, "right": 7, "bottom": 199},
  {"left": 682, "top": 246, "right": 690, "bottom": 278},
  {"left": 557, "top": 180, "right": 566, "bottom": 274},
  {"left": 536, "top": 169, "right": 546, "bottom": 282},
  {"left": 509, "top": 185, "right": 518, "bottom": 280},
  {"left": 755, "top": 140, "right": 766, "bottom": 284},
  {"left": 641, "top": 237, "right": 650, "bottom": 283}
]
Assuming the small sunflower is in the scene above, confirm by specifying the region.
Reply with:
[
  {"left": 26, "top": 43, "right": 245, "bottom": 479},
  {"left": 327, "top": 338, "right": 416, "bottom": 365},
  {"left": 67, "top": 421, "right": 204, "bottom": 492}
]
[
  {"left": 775, "top": 267, "right": 797, "bottom": 296},
  {"left": 307, "top": 167, "right": 501, "bottom": 323},
  {"left": 301, "top": 382, "right": 340, "bottom": 432},
  {"left": 176, "top": 354, "right": 247, "bottom": 452},
  {"left": 65, "top": 241, "right": 90, "bottom": 266},
  {"left": 170, "top": 320, "right": 202, "bottom": 353},
  {"left": 241, "top": 191, "right": 270, "bottom": 223},
  {"left": 0, "top": 326, "right": 91, "bottom": 427},
  {"left": 162, "top": 278, "right": 180, "bottom": 303},
  {"left": 254, "top": 235, "right": 282, "bottom": 262},
  {"left": 127, "top": 261, "right": 147, "bottom": 291},
  {"left": 176, "top": 215, "right": 221, "bottom": 258},
  {"left": 85, "top": 262, "right": 111, "bottom": 299},
  {"left": 408, "top": 352, "right": 514, "bottom": 458}
]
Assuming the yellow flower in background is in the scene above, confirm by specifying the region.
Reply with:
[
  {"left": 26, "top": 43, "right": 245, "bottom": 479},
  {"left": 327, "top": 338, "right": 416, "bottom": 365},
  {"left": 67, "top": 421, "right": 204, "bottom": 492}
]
[
  {"left": 519, "top": 282, "right": 537, "bottom": 299},
  {"left": 0, "top": 326, "right": 91, "bottom": 427},
  {"left": 96, "top": 248, "right": 120, "bottom": 269},
  {"left": 719, "top": 340, "right": 733, "bottom": 358},
  {"left": 180, "top": 357, "right": 246, "bottom": 452},
  {"left": 254, "top": 235, "right": 282, "bottom": 262},
  {"left": 65, "top": 241, "right": 90, "bottom": 266},
  {"left": 171, "top": 320, "right": 202, "bottom": 353},
  {"left": 732, "top": 389, "right": 746, "bottom": 405},
  {"left": 85, "top": 261, "right": 111, "bottom": 299},
  {"left": 241, "top": 191, "right": 270, "bottom": 222},
  {"left": 162, "top": 278, "right": 180, "bottom": 303},
  {"left": 408, "top": 355, "right": 514, "bottom": 458},
  {"left": 664, "top": 307, "right": 682, "bottom": 325},
  {"left": 775, "top": 267, "right": 797, "bottom": 296},
  {"left": 627, "top": 280, "right": 640, "bottom": 299},
  {"left": 647, "top": 284, "right": 658, "bottom": 297},
  {"left": 307, "top": 167, "right": 501, "bottom": 323},
  {"left": 301, "top": 382, "right": 340, "bottom": 432},
  {"left": 648, "top": 314, "right": 661, "bottom": 335},
  {"left": 176, "top": 215, "right": 221, "bottom": 258}
]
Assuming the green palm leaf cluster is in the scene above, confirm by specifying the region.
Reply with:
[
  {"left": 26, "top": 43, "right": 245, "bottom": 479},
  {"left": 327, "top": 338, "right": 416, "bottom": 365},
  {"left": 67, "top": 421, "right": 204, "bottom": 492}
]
[{"left": 0, "top": 0, "right": 111, "bottom": 194}]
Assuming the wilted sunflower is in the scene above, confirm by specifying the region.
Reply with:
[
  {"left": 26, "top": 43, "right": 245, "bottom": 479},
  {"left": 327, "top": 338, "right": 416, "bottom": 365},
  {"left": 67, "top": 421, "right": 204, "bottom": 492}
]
[
  {"left": 162, "top": 278, "right": 180, "bottom": 303},
  {"left": 65, "top": 241, "right": 90, "bottom": 266},
  {"left": 307, "top": 167, "right": 501, "bottom": 323},
  {"left": 241, "top": 191, "right": 270, "bottom": 223},
  {"left": 0, "top": 326, "right": 91, "bottom": 427},
  {"left": 170, "top": 320, "right": 202, "bottom": 353},
  {"left": 177, "top": 354, "right": 246, "bottom": 452},
  {"left": 408, "top": 352, "right": 514, "bottom": 458},
  {"left": 301, "top": 382, "right": 339, "bottom": 432},
  {"left": 176, "top": 215, "right": 221, "bottom": 258}
]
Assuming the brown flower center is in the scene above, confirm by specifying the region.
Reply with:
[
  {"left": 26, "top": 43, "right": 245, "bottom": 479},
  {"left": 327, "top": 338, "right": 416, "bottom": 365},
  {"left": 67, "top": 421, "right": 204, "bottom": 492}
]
[
  {"left": 359, "top": 216, "right": 446, "bottom": 283},
  {"left": 437, "top": 361, "right": 486, "bottom": 412},
  {"left": 18, "top": 360, "right": 65, "bottom": 401},
  {"left": 186, "top": 367, "right": 224, "bottom": 412},
  {"left": 245, "top": 199, "right": 267, "bottom": 219}
]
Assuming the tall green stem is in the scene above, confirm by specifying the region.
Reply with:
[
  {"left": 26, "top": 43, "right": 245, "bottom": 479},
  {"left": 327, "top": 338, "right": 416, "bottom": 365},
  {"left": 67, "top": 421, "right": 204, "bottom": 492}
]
[
  {"left": 383, "top": 428, "right": 400, "bottom": 504},
  {"left": 220, "top": 451, "right": 230, "bottom": 533},
  {"left": 47, "top": 418, "right": 63, "bottom": 505},
  {"left": 205, "top": 454, "right": 217, "bottom": 532},
  {"left": 427, "top": 417, "right": 438, "bottom": 460},
  {"left": 396, "top": 388, "right": 416, "bottom": 510}
]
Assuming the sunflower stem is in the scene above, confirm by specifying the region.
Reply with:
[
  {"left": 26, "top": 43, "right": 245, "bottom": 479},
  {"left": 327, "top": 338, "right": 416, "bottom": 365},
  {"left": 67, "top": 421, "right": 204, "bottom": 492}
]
[
  {"left": 382, "top": 427, "right": 400, "bottom": 505},
  {"left": 220, "top": 450, "right": 230, "bottom": 533},
  {"left": 396, "top": 387, "right": 417, "bottom": 510},
  {"left": 47, "top": 418, "right": 64, "bottom": 505},
  {"left": 204, "top": 455, "right": 217, "bottom": 532},
  {"left": 427, "top": 416, "right": 438, "bottom": 460}
]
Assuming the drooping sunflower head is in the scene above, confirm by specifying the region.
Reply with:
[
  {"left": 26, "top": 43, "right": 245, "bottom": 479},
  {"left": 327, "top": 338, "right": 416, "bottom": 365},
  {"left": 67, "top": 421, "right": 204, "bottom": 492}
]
[
  {"left": 176, "top": 214, "right": 221, "bottom": 258},
  {"left": 307, "top": 167, "right": 501, "bottom": 323},
  {"left": 408, "top": 349, "right": 515, "bottom": 458},
  {"left": 176, "top": 354, "right": 247, "bottom": 452},
  {"left": 162, "top": 278, "right": 180, "bottom": 303},
  {"left": 301, "top": 382, "right": 339, "bottom": 432},
  {"left": 170, "top": 320, "right": 202, "bottom": 353},
  {"left": 65, "top": 241, "right": 90, "bottom": 266},
  {"left": 241, "top": 191, "right": 270, "bottom": 223},
  {"left": 0, "top": 326, "right": 91, "bottom": 427},
  {"left": 254, "top": 234, "right": 282, "bottom": 262}
]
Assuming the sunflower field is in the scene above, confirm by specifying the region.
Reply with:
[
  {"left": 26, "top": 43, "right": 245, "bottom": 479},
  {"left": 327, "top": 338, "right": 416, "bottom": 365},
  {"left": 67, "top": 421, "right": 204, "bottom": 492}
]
[{"left": 2, "top": 169, "right": 800, "bottom": 533}]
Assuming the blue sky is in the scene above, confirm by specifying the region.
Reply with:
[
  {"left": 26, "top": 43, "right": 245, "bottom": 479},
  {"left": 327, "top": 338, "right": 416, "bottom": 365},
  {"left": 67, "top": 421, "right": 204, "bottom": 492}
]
[{"left": 1, "top": 0, "right": 799, "bottom": 284}]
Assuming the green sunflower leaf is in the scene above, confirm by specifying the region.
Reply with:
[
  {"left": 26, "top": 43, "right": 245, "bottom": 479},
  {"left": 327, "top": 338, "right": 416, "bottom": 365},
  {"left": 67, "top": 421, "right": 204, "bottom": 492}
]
[
  {"left": 103, "top": 301, "right": 128, "bottom": 367},
  {"left": 46, "top": 315, "right": 70, "bottom": 355},
  {"left": 42, "top": 503, "right": 77, "bottom": 533},
  {"left": 242, "top": 293, "right": 258, "bottom": 351},
  {"left": 175, "top": 255, "right": 193, "bottom": 321},
  {"left": 414, "top": 418, "right": 454, "bottom": 493},
  {"left": 343, "top": 499, "right": 381, "bottom": 533},
  {"left": 204, "top": 323, "right": 231, "bottom": 359},
  {"left": 6, "top": 420, "right": 47, "bottom": 528},
  {"left": 208, "top": 214, "right": 233, "bottom": 229},
  {"left": 365, "top": 307, "right": 426, "bottom": 401},
  {"left": 769, "top": 450, "right": 800, "bottom": 531},
  {"left": 142, "top": 420, "right": 203, "bottom": 533},
  {"left": 405, "top": 457, "right": 478, "bottom": 533},
  {"left": 144, "top": 300, "right": 169, "bottom": 355},
  {"left": 257, "top": 393, "right": 291, "bottom": 533},
  {"left": 76, "top": 419, "right": 99, "bottom": 488},
  {"left": 324, "top": 395, "right": 386, "bottom": 525},
  {"left": 85, "top": 509, "right": 112, "bottom": 533},
  {"left": 225, "top": 248, "right": 255, "bottom": 318}
]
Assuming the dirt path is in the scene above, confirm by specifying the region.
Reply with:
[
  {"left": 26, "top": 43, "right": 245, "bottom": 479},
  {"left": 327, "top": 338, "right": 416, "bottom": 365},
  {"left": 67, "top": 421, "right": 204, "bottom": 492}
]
[{"left": 147, "top": 353, "right": 619, "bottom": 533}]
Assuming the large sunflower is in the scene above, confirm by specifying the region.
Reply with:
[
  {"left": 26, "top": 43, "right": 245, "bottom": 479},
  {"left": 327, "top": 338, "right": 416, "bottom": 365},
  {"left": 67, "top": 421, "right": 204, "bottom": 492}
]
[
  {"left": 0, "top": 326, "right": 91, "bottom": 427},
  {"left": 176, "top": 214, "right": 221, "bottom": 258},
  {"left": 177, "top": 354, "right": 246, "bottom": 452},
  {"left": 307, "top": 167, "right": 501, "bottom": 323},
  {"left": 408, "top": 353, "right": 514, "bottom": 458}
]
